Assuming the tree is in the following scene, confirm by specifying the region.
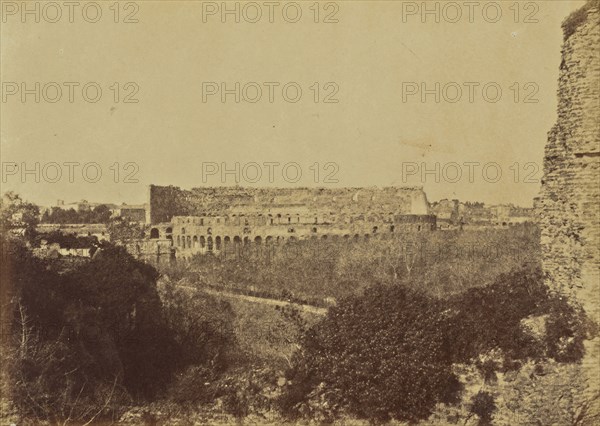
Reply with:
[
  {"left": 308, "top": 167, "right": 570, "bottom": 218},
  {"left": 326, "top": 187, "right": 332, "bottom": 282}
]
[
  {"left": 107, "top": 217, "right": 145, "bottom": 242},
  {"left": 0, "top": 192, "right": 40, "bottom": 238},
  {"left": 90, "top": 204, "right": 112, "bottom": 223}
]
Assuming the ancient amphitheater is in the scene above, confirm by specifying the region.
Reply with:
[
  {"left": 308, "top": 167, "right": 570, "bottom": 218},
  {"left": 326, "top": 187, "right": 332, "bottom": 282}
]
[{"left": 144, "top": 185, "right": 436, "bottom": 257}]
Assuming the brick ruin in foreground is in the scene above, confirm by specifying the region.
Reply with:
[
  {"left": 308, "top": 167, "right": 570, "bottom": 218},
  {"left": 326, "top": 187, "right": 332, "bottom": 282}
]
[{"left": 536, "top": 0, "right": 600, "bottom": 422}]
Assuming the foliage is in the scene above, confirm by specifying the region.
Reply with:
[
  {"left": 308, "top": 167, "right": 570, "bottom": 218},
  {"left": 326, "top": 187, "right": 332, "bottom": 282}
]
[
  {"left": 168, "top": 224, "right": 541, "bottom": 306},
  {"left": 469, "top": 391, "right": 496, "bottom": 425},
  {"left": 158, "top": 280, "right": 237, "bottom": 378},
  {"left": 1, "top": 237, "right": 235, "bottom": 422},
  {"left": 280, "top": 264, "right": 588, "bottom": 423},
  {"left": 0, "top": 191, "right": 40, "bottom": 238},
  {"left": 562, "top": 0, "right": 599, "bottom": 41},
  {"left": 445, "top": 265, "right": 549, "bottom": 364},
  {"left": 280, "top": 285, "right": 457, "bottom": 423},
  {"left": 32, "top": 230, "right": 99, "bottom": 249},
  {"left": 107, "top": 217, "right": 146, "bottom": 242},
  {"left": 40, "top": 204, "right": 112, "bottom": 224},
  {"left": 544, "top": 296, "right": 589, "bottom": 362}
]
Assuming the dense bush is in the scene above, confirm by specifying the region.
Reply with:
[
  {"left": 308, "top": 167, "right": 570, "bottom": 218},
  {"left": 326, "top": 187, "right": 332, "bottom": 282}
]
[
  {"left": 280, "top": 285, "right": 458, "bottom": 423},
  {"left": 469, "top": 391, "right": 496, "bottom": 425},
  {"left": 544, "top": 296, "right": 589, "bottom": 362},
  {"left": 446, "top": 266, "right": 549, "bottom": 363},
  {"left": 280, "top": 265, "right": 588, "bottom": 423}
]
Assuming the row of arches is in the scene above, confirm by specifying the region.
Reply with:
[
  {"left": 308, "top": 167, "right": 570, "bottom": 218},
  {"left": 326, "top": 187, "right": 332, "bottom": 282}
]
[
  {"left": 174, "top": 233, "right": 397, "bottom": 251},
  {"left": 173, "top": 212, "right": 413, "bottom": 228}
]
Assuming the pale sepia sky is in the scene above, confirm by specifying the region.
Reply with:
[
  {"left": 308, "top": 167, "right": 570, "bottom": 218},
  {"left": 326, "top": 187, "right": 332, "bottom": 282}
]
[{"left": 0, "top": 0, "right": 587, "bottom": 207}]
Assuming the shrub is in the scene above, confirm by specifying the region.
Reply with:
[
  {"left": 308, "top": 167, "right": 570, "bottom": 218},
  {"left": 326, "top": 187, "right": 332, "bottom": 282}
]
[
  {"left": 544, "top": 296, "right": 587, "bottom": 362},
  {"left": 280, "top": 284, "right": 458, "bottom": 423},
  {"left": 445, "top": 266, "right": 549, "bottom": 364},
  {"left": 469, "top": 391, "right": 496, "bottom": 425}
]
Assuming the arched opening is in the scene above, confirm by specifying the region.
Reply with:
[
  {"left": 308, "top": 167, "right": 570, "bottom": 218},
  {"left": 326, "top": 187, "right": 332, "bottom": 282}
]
[
  {"left": 390, "top": 225, "right": 395, "bottom": 233},
  {"left": 186, "top": 236, "right": 192, "bottom": 247},
  {"left": 364, "top": 234, "right": 370, "bottom": 240},
  {"left": 192, "top": 235, "right": 198, "bottom": 248},
  {"left": 255, "top": 236, "right": 262, "bottom": 244},
  {"left": 207, "top": 236, "right": 213, "bottom": 251},
  {"left": 177, "top": 235, "right": 181, "bottom": 246},
  {"left": 372, "top": 226, "right": 378, "bottom": 234},
  {"left": 181, "top": 227, "right": 186, "bottom": 234},
  {"left": 234, "top": 236, "right": 241, "bottom": 245},
  {"left": 343, "top": 234, "right": 350, "bottom": 239},
  {"left": 266, "top": 236, "right": 273, "bottom": 244},
  {"left": 322, "top": 235, "right": 328, "bottom": 239},
  {"left": 165, "top": 227, "right": 172, "bottom": 234},
  {"left": 207, "top": 227, "right": 212, "bottom": 235},
  {"left": 200, "top": 236, "right": 206, "bottom": 248},
  {"left": 224, "top": 236, "right": 231, "bottom": 245},
  {"left": 216, "top": 236, "right": 222, "bottom": 250},
  {"left": 289, "top": 236, "right": 297, "bottom": 242},
  {"left": 243, "top": 236, "right": 250, "bottom": 245},
  {"left": 150, "top": 228, "right": 159, "bottom": 239},
  {"left": 312, "top": 227, "right": 317, "bottom": 233}
]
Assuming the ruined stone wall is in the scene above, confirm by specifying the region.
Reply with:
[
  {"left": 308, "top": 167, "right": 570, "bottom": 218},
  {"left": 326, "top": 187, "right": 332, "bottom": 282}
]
[
  {"left": 149, "top": 184, "right": 431, "bottom": 224},
  {"left": 537, "top": 0, "right": 599, "bottom": 317},
  {"left": 536, "top": 1, "right": 600, "bottom": 422}
]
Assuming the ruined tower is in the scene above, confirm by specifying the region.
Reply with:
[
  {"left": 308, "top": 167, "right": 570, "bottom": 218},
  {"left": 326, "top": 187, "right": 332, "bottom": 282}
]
[{"left": 537, "top": 1, "right": 600, "bottom": 422}]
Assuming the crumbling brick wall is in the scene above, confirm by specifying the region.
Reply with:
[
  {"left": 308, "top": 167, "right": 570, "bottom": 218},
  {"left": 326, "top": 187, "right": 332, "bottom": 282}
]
[{"left": 536, "top": 1, "right": 600, "bottom": 422}]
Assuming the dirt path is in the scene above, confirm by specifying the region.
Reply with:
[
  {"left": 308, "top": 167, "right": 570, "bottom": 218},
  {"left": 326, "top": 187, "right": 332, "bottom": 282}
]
[{"left": 177, "top": 285, "right": 328, "bottom": 315}]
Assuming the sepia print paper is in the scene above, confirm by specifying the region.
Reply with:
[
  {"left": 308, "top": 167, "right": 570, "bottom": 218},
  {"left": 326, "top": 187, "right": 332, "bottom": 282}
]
[{"left": 1, "top": 0, "right": 599, "bottom": 424}]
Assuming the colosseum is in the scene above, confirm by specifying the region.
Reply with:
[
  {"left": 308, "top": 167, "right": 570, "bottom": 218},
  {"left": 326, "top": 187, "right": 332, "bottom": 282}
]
[{"left": 146, "top": 185, "right": 436, "bottom": 257}]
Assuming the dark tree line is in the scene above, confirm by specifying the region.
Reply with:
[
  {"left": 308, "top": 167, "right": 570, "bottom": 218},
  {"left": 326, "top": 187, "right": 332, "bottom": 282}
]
[
  {"left": 0, "top": 237, "right": 236, "bottom": 423},
  {"left": 41, "top": 205, "right": 112, "bottom": 224}
]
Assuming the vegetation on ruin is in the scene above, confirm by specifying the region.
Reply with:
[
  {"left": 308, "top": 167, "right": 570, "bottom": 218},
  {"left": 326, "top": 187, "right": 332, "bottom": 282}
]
[{"left": 167, "top": 223, "right": 541, "bottom": 305}]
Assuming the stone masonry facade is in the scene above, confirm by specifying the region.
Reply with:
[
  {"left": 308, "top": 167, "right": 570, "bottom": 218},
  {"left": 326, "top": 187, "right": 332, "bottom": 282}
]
[{"left": 536, "top": 1, "right": 600, "bottom": 423}]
